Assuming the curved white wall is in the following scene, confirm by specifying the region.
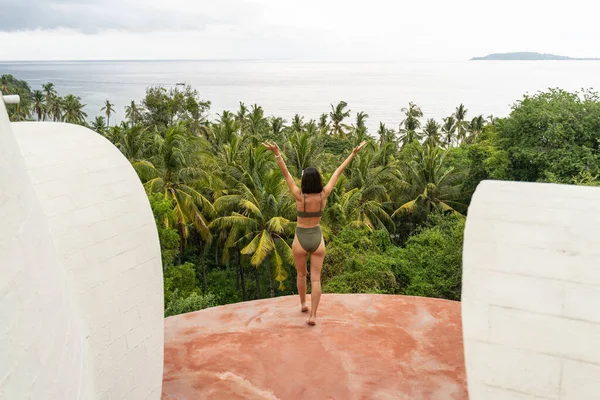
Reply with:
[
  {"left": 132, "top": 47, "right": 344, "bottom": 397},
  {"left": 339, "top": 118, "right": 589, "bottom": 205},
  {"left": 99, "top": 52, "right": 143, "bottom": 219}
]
[
  {"left": 0, "top": 95, "right": 164, "bottom": 399},
  {"left": 463, "top": 180, "right": 600, "bottom": 400}
]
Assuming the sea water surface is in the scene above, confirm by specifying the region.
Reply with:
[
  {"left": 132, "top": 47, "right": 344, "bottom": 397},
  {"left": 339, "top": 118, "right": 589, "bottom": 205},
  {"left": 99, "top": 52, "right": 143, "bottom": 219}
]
[{"left": 1, "top": 60, "right": 599, "bottom": 131}]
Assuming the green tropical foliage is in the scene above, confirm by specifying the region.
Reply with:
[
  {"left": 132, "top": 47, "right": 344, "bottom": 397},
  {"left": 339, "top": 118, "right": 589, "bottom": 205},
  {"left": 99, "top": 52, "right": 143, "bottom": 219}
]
[
  {"left": 4, "top": 74, "right": 599, "bottom": 317},
  {"left": 393, "top": 214, "right": 465, "bottom": 300},
  {"left": 133, "top": 123, "right": 214, "bottom": 257}
]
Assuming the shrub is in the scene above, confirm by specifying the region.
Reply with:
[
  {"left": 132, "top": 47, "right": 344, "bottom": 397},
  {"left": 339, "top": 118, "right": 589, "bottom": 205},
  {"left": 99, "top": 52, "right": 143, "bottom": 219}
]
[
  {"left": 163, "top": 262, "right": 197, "bottom": 307},
  {"left": 148, "top": 193, "right": 179, "bottom": 268},
  {"left": 323, "top": 257, "right": 397, "bottom": 294},
  {"left": 206, "top": 269, "right": 242, "bottom": 305},
  {"left": 165, "top": 292, "right": 217, "bottom": 317},
  {"left": 394, "top": 214, "right": 464, "bottom": 301}
]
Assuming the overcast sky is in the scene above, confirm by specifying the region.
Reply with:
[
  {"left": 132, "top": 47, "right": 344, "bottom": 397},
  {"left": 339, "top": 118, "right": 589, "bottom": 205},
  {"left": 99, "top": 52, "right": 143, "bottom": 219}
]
[{"left": 1, "top": 0, "right": 598, "bottom": 61}]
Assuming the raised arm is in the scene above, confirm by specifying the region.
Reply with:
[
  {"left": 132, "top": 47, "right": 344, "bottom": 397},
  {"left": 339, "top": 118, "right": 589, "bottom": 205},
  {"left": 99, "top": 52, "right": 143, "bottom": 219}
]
[
  {"left": 323, "top": 141, "right": 367, "bottom": 196},
  {"left": 263, "top": 140, "right": 302, "bottom": 199}
]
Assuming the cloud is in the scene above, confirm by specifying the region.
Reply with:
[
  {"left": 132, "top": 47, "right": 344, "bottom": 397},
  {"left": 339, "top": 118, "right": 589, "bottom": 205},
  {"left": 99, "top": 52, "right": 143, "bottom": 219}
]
[
  {"left": 0, "top": 0, "right": 598, "bottom": 60},
  {"left": 0, "top": 0, "right": 218, "bottom": 33}
]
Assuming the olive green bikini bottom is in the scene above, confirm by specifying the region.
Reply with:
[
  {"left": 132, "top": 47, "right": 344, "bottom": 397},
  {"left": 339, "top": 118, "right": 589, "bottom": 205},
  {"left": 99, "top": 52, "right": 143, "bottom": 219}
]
[{"left": 295, "top": 226, "right": 323, "bottom": 253}]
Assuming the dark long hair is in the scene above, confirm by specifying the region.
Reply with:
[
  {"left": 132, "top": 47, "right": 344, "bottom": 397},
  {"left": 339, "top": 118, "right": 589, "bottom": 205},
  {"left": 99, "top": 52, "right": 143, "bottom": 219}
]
[{"left": 301, "top": 167, "right": 323, "bottom": 194}]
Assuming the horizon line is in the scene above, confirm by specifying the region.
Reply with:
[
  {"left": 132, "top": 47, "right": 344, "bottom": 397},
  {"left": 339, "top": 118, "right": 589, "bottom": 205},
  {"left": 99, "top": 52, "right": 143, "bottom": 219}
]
[{"left": 0, "top": 57, "right": 462, "bottom": 63}]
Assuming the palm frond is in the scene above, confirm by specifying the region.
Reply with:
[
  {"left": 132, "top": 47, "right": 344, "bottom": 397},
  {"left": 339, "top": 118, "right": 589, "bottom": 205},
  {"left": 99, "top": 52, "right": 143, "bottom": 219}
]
[
  {"left": 250, "top": 230, "right": 274, "bottom": 267},
  {"left": 214, "top": 195, "right": 242, "bottom": 213},
  {"left": 240, "top": 199, "right": 263, "bottom": 219},
  {"left": 271, "top": 245, "right": 288, "bottom": 290},
  {"left": 180, "top": 185, "right": 216, "bottom": 215},
  {"left": 133, "top": 160, "right": 160, "bottom": 182},
  {"left": 144, "top": 177, "right": 165, "bottom": 195},
  {"left": 210, "top": 214, "right": 254, "bottom": 231},
  {"left": 392, "top": 199, "right": 418, "bottom": 216},
  {"left": 266, "top": 216, "right": 290, "bottom": 235},
  {"left": 173, "top": 189, "right": 211, "bottom": 241},
  {"left": 241, "top": 233, "right": 261, "bottom": 255}
]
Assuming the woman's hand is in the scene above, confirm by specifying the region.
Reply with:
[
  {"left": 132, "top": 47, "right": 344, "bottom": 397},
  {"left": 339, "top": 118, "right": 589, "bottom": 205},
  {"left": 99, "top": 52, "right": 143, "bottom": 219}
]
[
  {"left": 352, "top": 141, "right": 367, "bottom": 156},
  {"left": 263, "top": 140, "right": 280, "bottom": 156}
]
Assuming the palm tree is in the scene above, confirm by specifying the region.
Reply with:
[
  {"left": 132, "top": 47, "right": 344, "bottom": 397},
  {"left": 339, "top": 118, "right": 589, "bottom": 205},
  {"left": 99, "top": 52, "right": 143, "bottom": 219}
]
[
  {"left": 0, "top": 75, "right": 12, "bottom": 93},
  {"left": 454, "top": 104, "right": 468, "bottom": 143},
  {"left": 269, "top": 117, "right": 285, "bottom": 138},
  {"left": 377, "top": 122, "right": 395, "bottom": 147},
  {"left": 212, "top": 111, "right": 240, "bottom": 147},
  {"left": 41, "top": 83, "right": 60, "bottom": 121},
  {"left": 291, "top": 114, "right": 304, "bottom": 133},
  {"left": 215, "top": 135, "right": 244, "bottom": 172},
  {"left": 318, "top": 113, "right": 330, "bottom": 135},
  {"left": 103, "top": 125, "right": 124, "bottom": 146},
  {"left": 42, "top": 82, "right": 57, "bottom": 98},
  {"left": 399, "top": 102, "right": 424, "bottom": 147},
  {"left": 285, "top": 131, "right": 318, "bottom": 175},
  {"left": 487, "top": 114, "right": 496, "bottom": 125},
  {"left": 326, "top": 187, "right": 393, "bottom": 233},
  {"left": 31, "top": 90, "right": 45, "bottom": 121},
  {"left": 355, "top": 112, "right": 368, "bottom": 129},
  {"left": 247, "top": 104, "right": 269, "bottom": 141},
  {"left": 441, "top": 116, "right": 457, "bottom": 148},
  {"left": 11, "top": 104, "right": 30, "bottom": 121},
  {"left": 133, "top": 123, "right": 214, "bottom": 260},
  {"left": 91, "top": 116, "right": 107, "bottom": 134},
  {"left": 422, "top": 118, "right": 441, "bottom": 147},
  {"left": 392, "top": 142, "right": 464, "bottom": 217},
  {"left": 326, "top": 152, "right": 399, "bottom": 232},
  {"left": 352, "top": 112, "right": 369, "bottom": 144},
  {"left": 374, "top": 123, "right": 397, "bottom": 166},
  {"left": 125, "top": 101, "right": 142, "bottom": 126},
  {"left": 186, "top": 98, "right": 211, "bottom": 139},
  {"left": 230, "top": 142, "right": 274, "bottom": 195},
  {"left": 398, "top": 129, "right": 423, "bottom": 148},
  {"left": 211, "top": 172, "right": 295, "bottom": 298},
  {"left": 101, "top": 100, "right": 115, "bottom": 127},
  {"left": 329, "top": 101, "right": 351, "bottom": 137},
  {"left": 114, "top": 125, "right": 150, "bottom": 161},
  {"left": 400, "top": 102, "right": 423, "bottom": 131},
  {"left": 305, "top": 119, "right": 318, "bottom": 136},
  {"left": 1, "top": 77, "right": 32, "bottom": 121},
  {"left": 236, "top": 102, "right": 248, "bottom": 131},
  {"left": 62, "top": 94, "right": 87, "bottom": 124},
  {"left": 466, "top": 115, "right": 486, "bottom": 143},
  {"left": 46, "top": 95, "right": 63, "bottom": 122}
]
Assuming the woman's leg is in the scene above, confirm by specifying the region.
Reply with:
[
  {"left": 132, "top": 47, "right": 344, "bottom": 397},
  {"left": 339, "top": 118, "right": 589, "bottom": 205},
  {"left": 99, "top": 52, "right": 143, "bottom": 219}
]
[
  {"left": 292, "top": 236, "right": 308, "bottom": 311},
  {"left": 307, "top": 237, "right": 326, "bottom": 325}
]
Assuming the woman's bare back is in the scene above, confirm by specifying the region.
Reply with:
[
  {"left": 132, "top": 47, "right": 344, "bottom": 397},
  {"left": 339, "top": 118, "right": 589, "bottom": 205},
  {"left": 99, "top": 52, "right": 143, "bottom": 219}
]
[{"left": 296, "top": 192, "right": 327, "bottom": 228}]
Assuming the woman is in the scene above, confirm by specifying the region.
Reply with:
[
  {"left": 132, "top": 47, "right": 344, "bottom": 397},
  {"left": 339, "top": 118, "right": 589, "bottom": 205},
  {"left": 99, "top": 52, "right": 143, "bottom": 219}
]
[{"left": 263, "top": 140, "right": 367, "bottom": 325}]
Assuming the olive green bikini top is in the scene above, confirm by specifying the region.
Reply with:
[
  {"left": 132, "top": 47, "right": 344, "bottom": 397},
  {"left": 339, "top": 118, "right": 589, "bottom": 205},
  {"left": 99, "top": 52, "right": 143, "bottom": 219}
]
[{"left": 297, "top": 192, "right": 323, "bottom": 218}]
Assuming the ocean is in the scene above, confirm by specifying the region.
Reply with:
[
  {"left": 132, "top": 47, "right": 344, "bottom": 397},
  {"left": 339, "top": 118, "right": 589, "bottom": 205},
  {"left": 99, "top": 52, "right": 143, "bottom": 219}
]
[{"left": 2, "top": 60, "right": 599, "bottom": 131}]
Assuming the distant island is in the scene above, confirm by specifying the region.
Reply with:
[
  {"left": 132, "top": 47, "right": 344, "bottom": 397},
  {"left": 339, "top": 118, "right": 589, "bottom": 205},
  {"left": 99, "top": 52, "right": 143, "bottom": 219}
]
[{"left": 471, "top": 52, "right": 600, "bottom": 61}]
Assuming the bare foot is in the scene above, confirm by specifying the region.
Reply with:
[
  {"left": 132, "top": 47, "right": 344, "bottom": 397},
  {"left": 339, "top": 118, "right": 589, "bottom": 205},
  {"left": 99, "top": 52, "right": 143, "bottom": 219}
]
[
  {"left": 301, "top": 304, "right": 309, "bottom": 313},
  {"left": 306, "top": 316, "right": 316, "bottom": 326}
]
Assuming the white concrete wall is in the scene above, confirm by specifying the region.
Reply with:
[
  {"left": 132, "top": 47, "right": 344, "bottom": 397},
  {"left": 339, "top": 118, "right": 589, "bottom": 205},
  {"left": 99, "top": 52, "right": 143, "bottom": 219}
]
[
  {"left": 0, "top": 94, "right": 164, "bottom": 400},
  {"left": 0, "top": 95, "right": 96, "bottom": 399},
  {"left": 462, "top": 180, "right": 600, "bottom": 400}
]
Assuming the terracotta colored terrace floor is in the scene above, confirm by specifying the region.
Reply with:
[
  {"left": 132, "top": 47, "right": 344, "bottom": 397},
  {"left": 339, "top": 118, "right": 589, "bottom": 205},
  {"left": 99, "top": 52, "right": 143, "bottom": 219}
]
[{"left": 162, "top": 294, "right": 467, "bottom": 400}]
